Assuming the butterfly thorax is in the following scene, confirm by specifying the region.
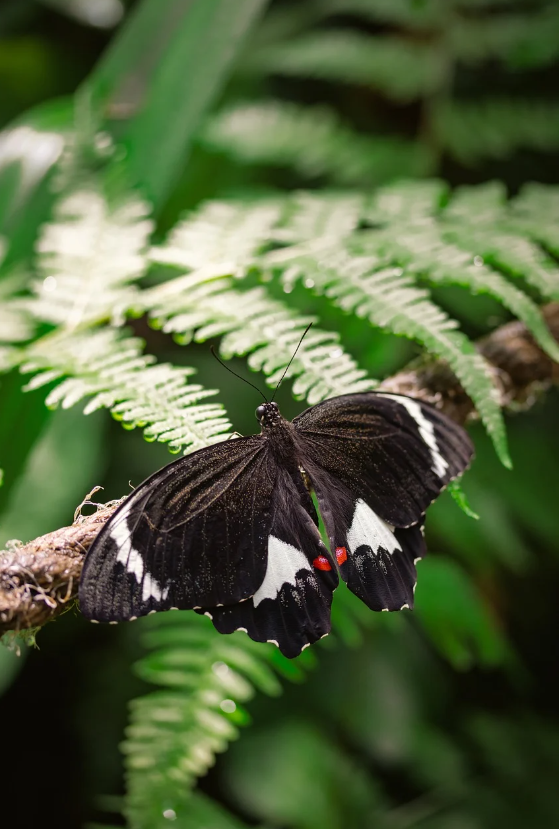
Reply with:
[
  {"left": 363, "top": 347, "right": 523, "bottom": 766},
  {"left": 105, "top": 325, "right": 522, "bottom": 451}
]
[{"left": 257, "top": 401, "right": 300, "bottom": 469}]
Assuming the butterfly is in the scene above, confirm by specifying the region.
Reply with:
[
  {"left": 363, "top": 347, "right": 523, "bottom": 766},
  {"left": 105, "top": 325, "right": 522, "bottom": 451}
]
[{"left": 79, "top": 390, "right": 473, "bottom": 657}]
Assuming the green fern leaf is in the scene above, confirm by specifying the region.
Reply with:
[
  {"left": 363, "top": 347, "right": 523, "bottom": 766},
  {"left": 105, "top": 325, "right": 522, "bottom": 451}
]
[
  {"left": 264, "top": 190, "right": 511, "bottom": 468},
  {"left": 0, "top": 273, "right": 34, "bottom": 346},
  {"left": 376, "top": 223, "right": 559, "bottom": 362},
  {"left": 443, "top": 184, "right": 559, "bottom": 302},
  {"left": 434, "top": 99, "right": 559, "bottom": 165},
  {"left": 152, "top": 200, "right": 281, "bottom": 273},
  {"left": 146, "top": 271, "right": 375, "bottom": 404},
  {"left": 507, "top": 183, "right": 559, "bottom": 259},
  {"left": 201, "top": 100, "right": 432, "bottom": 184},
  {"left": 20, "top": 328, "right": 231, "bottom": 452},
  {"left": 26, "top": 186, "right": 153, "bottom": 329},
  {"left": 278, "top": 190, "right": 365, "bottom": 242},
  {"left": 448, "top": 5, "right": 559, "bottom": 68},
  {"left": 250, "top": 31, "right": 445, "bottom": 102},
  {"left": 360, "top": 179, "right": 559, "bottom": 344},
  {"left": 123, "top": 613, "right": 312, "bottom": 828}
]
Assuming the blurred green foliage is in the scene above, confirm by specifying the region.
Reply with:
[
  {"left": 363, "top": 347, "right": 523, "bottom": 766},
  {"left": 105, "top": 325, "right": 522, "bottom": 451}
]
[{"left": 1, "top": 1, "right": 559, "bottom": 828}]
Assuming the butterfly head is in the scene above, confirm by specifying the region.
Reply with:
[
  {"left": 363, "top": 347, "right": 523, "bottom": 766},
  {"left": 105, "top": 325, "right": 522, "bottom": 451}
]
[{"left": 256, "top": 401, "right": 281, "bottom": 428}]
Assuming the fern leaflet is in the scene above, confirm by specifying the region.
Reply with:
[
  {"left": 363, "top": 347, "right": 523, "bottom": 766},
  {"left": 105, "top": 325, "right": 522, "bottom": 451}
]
[
  {"left": 250, "top": 30, "right": 444, "bottom": 102},
  {"left": 0, "top": 272, "right": 35, "bottom": 346},
  {"left": 26, "top": 186, "right": 152, "bottom": 329},
  {"left": 434, "top": 99, "right": 559, "bottom": 164},
  {"left": 201, "top": 100, "right": 431, "bottom": 185},
  {"left": 145, "top": 270, "right": 375, "bottom": 404},
  {"left": 507, "top": 183, "right": 559, "bottom": 260},
  {"left": 20, "top": 328, "right": 231, "bottom": 453},
  {"left": 443, "top": 183, "right": 559, "bottom": 302},
  {"left": 152, "top": 200, "right": 281, "bottom": 273},
  {"left": 124, "top": 612, "right": 312, "bottom": 828},
  {"left": 262, "top": 190, "right": 510, "bottom": 466}
]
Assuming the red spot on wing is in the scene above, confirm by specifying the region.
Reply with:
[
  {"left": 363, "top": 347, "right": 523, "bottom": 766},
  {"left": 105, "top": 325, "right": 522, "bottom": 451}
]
[
  {"left": 335, "top": 546, "right": 348, "bottom": 565},
  {"left": 313, "top": 555, "right": 332, "bottom": 571}
]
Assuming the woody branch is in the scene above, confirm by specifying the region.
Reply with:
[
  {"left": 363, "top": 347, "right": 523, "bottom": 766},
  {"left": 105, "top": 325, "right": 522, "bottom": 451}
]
[{"left": 1, "top": 303, "right": 558, "bottom": 636}]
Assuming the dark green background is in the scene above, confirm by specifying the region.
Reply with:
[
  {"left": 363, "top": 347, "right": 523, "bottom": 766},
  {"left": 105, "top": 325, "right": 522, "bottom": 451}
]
[{"left": 1, "top": 2, "right": 559, "bottom": 827}]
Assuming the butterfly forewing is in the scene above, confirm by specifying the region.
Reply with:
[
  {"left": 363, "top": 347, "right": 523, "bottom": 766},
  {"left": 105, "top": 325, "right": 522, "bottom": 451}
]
[
  {"left": 79, "top": 436, "right": 275, "bottom": 621},
  {"left": 294, "top": 391, "right": 474, "bottom": 527},
  {"left": 199, "top": 467, "right": 338, "bottom": 658}
]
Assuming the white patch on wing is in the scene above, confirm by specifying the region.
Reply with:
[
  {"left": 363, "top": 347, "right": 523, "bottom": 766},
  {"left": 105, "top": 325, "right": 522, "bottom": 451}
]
[
  {"left": 347, "top": 499, "right": 402, "bottom": 556},
  {"left": 111, "top": 500, "right": 169, "bottom": 603},
  {"left": 140, "top": 572, "right": 169, "bottom": 603},
  {"left": 253, "top": 535, "right": 309, "bottom": 607},
  {"left": 378, "top": 393, "right": 449, "bottom": 479}
]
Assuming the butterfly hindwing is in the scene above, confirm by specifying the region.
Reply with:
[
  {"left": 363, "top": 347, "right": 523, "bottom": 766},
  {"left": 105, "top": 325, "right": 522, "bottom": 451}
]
[
  {"left": 294, "top": 391, "right": 474, "bottom": 527},
  {"left": 199, "top": 468, "right": 338, "bottom": 658},
  {"left": 301, "top": 462, "right": 426, "bottom": 610},
  {"left": 79, "top": 436, "right": 276, "bottom": 621},
  {"left": 341, "top": 515, "right": 426, "bottom": 612},
  {"left": 292, "top": 391, "right": 470, "bottom": 611}
]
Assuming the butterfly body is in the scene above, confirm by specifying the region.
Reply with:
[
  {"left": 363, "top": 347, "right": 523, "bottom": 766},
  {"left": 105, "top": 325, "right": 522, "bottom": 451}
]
[{"left": 80, "top": 392, "right": 473, "bottom": 657}]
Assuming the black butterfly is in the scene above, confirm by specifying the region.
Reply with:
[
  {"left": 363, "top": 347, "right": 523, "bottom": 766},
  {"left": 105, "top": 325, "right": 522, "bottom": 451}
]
[{"left": 79, "top": 392, "right": 473, "bottom": 657}]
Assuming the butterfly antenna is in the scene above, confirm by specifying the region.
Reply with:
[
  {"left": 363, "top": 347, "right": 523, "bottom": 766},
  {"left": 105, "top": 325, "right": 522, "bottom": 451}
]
[
  {"left": 210, "top": 346, "right": 268, "bottom": 402},
  {"left": 270, "top": 322, "right": 313, "bottom": 403}
]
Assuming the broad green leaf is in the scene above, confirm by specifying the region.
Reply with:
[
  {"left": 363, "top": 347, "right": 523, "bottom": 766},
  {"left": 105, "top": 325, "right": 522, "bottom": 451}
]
[{"left": 84, "top": 0, "right": 268, "bottom": 209}]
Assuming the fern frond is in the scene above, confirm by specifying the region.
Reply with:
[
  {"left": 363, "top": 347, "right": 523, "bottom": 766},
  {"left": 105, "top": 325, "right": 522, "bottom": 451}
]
[
  {"left": 145, "top": 271, "right": 375, "bottom": 404},
  {"left": 448, "top": 6, "right": 559, "bottom": 68},
  {"left": 363, "top": 178, "right": 447, "bottom": 225},
  {"left": 278, "top": 190, "right": 365, "bottom": 243},
  {"left": 148, "top": 181, "right": 559, "bottom": 466},
  {"left": 361, "top": 178, "right": 559, "bottom": 304},
  {"left": 0, "top": 273, "right": 35, "bottom": 345},
  {"left": 434, "top": 99, "right": 559, "bottom": 165},
  {"left": 153, "top": 200, "right": 281, "bottom": 272},
  {"left": 123, "top": 613, "right": 311, "bottom": 828},
  {"left": 385, "top": 223, "right": 559, "bottom": 362},
  {"left": 0, "top": 125, "right": 64, "bottom": 200},
  {"left": 201, "top": 101, "right": 432, "bottom": 184},
  {"left": 265, "top": 236, "right": 510, "bottom": 468},
  {"left": 443, "top": 184, "right": 559, "bottom": 301},
  {"left": 26, "top": 186, "right": 153, "bottom": 328},
  {"left": 20, "top": 328, "right": 231, "bottom": 452},
  {"left": 251, "top": 31, "right": 444, "bottom": 102},
  {"left": 354, "top": 181, "right": 559, "bottom": 358},
  {"left": 507, "top": 183, "right": 559, "bottom": 259}
]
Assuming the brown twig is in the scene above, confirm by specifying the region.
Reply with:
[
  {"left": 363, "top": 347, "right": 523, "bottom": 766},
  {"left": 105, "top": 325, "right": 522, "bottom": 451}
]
[
  {"left": 1, "top": 303, "right": 558, "bottom": 637},
  {"left": 0, "top": 498, "right": 121, "bottom": 636},
  {"left": 380, "top": 303, "right": 559, "bottom": 422}
]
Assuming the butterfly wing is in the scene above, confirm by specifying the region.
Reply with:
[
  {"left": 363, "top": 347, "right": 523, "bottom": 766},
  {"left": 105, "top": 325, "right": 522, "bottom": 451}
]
[
  {"left": 293, "top": 391, "right": 473, "bottom": 527},
  {"left": 301, "top": 464, "right": 427, "bottom": 611},
  {"left": 199, "top": 467, "right": 339, "bottom": 658},
  {"left": 79, "top": 436, "right": 276, "bottom": 622},
  {"left": 293, "top": 391, "right": 472, "bottom": 611}
]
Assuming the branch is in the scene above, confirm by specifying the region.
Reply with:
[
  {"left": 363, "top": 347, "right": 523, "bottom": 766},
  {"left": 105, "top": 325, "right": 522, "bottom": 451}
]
[
  {"left": 2, "top": 303, "right": 558, "bottom": 637},
  {"left": 380, "top": 303, "right": 559, "bottom": 423},
  {"left": 0, "top": 497, "right": 120, "bottom": 636}
]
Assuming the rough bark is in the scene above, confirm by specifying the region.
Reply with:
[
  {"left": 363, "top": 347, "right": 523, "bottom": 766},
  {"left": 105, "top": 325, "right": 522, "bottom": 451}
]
[
  {"left": 0, "top": 497, "right": 121, "bottom": 635},
  {"left": 1, "top": 303, "right": 558, "bottom": 636}
]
